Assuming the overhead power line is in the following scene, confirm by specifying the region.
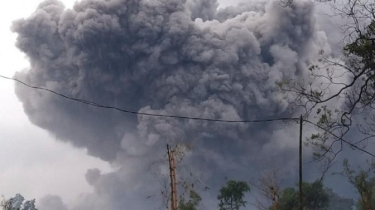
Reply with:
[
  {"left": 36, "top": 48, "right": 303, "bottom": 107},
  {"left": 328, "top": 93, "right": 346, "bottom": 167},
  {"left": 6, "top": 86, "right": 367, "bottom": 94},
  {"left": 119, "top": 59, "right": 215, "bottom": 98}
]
[
  {"left": 2, "top": 75, "right": 375, "bottom": 158},
  {"left": 0, "top": 75, "right": 298, "bottom": 123}
]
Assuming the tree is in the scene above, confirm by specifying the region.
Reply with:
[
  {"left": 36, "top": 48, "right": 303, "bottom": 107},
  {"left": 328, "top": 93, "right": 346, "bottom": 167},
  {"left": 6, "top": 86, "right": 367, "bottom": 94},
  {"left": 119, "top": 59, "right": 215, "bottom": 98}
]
[
  {"left": 251, "top": 170, "right": 282, "bottom": 210},
  {"left": 275, "top": 182, "right": 351, "bottom": 210},
  {"left": 277, "top": 188, "right": 298, "bottom": 210},
  {"left": 217, "top": 180, "right": 251, "bottom": 210},
  {"left": 324, "top": 187, "right": 354, "bottom": 210},
  {"left": 1, "top": 194, "right": 37, "bottom": 210},
  {"left": 178, "top": 190, "right": 201, "bottom": 210},
  {"left": 148, "top": 143, "right": 204, "bottom": 210},
  {"left": 303, "top": 181, "right": 329, "bottom": 210},
  {"left": 277, "top": 0, "right": 375, "bottom": 168},
  {"left": 277, "top": 181, "right": 329, "bottom": 210},
  {"left": 339, "top": 159, "right": 375, "bottom": 210}
]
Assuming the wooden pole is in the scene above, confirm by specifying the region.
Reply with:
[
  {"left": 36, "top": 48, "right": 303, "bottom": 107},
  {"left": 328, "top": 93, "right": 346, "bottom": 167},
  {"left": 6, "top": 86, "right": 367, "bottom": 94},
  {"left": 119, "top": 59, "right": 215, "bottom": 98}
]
[
  {"left": 299, "top": 115, "right": 303, "bottom": 210},
  {"left": 171, "top": 151, "right": 178, "bottom": 210},
  {"left": 167, "top": 144, "right": 178, "bottom": 210}
]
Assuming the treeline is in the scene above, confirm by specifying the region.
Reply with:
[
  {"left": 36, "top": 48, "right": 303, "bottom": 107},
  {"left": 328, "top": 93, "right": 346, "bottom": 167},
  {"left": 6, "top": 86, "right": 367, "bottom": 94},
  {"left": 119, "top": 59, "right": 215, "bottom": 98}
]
[
  {"left": 177, "top": 159, "right": 375, "bottom": 210},
  {"left": 179, "top": 180, "right": 353, "bottom": 210},
  {"left": 2, "top": 159, "right": 375, "bottom": 210}
]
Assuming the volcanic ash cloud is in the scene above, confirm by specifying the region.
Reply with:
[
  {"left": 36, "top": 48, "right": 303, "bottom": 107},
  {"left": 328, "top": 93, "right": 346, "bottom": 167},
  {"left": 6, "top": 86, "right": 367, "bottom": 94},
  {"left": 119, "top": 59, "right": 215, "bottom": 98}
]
[{"left": 11, "top": 0, "right": 333, "bottom": 209}]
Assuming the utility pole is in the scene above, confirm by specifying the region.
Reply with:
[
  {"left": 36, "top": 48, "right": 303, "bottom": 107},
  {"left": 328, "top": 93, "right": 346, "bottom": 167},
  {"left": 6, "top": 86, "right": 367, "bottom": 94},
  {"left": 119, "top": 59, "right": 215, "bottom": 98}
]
[
  {"left": 167, "top": 144, "right": 178, "bottom": 210},
  {"left": 299, "top": 115, "right": 303, "bottom": 210}
]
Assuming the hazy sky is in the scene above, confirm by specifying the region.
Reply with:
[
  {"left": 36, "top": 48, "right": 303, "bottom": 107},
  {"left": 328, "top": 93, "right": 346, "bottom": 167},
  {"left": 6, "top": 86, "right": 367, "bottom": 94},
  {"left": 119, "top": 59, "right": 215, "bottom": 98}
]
[
  {"left": 0, "top": 0, "right": 242, "bottom": 208},
  {"left": 0, "top": 0, "right": 110, "bottom": 206}
]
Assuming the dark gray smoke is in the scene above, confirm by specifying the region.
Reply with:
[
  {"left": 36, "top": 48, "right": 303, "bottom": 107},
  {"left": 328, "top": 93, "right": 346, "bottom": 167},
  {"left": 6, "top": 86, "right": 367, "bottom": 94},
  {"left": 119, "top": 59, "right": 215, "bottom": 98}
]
[{"left": 12, "top": 0, "right": 335, "bottom": 209}]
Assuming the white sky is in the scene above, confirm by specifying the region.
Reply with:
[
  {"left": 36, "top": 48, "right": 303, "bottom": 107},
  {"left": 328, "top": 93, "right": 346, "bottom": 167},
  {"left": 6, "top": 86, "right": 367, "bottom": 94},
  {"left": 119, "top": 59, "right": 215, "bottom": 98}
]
[
  {"left": 0, "top": 0, "right": 241, "bottom": 208},
  {"left": 0, "top": 0, "right": 112, "bottom": 207}
]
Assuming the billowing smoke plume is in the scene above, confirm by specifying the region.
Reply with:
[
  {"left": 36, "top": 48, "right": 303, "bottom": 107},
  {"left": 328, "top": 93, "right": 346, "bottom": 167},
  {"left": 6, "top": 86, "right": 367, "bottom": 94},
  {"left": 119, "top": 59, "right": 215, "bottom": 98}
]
[
  {"left": 39, "top": 195, "right": 68, "bottom": 210},
  {"left": 12, "top": 0, "right": 334, "bottom": 209}
]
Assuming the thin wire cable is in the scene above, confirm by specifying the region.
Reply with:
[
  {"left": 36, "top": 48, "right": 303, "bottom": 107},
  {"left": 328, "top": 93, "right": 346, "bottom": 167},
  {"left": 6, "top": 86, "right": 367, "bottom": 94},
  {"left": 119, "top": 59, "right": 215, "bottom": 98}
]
[
  {"left": 303, "top": 119, "right": 375, "bottom": 158},
  {"left": 0, "top": 75, "right": 298, "bottom": 123}
]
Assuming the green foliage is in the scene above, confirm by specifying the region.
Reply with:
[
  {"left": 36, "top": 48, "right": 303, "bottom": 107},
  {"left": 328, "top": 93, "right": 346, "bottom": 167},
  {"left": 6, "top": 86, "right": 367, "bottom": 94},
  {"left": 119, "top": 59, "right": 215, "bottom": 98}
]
[
  {"left": 324, "top": 188, "right": 354, "bottom": 210},
  {"left": 341, "top": 159, "right": 375, "bottom": 210},
  {"left": 278, "top": 187, "right": 298, "bottom": 210},
  {"left": 343, "top": 20, "right": 375, "bottom": 106},
  {"left": 303, "top": 181, "right": 329, "bottom": 209},
  {"left": 307, "top": 105, "right": 340, "bottom": 164},
  {"left": 1, "top": 194, "right": 37, "bottom": 210},
  {"left": 270, "top": 182, "right": 352, "bottom": 210},
  {"left": 277, "top": 181, "right": 329, "bottom": 210},
  {"left": 179, "top": 190, "right": 202, "bottom": 210},
  {"left": 217, "top": 180, "right": 251, "bottom": 210},
  {"left": 344, "top": 21, "right": 375, "bottom": 69}
]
